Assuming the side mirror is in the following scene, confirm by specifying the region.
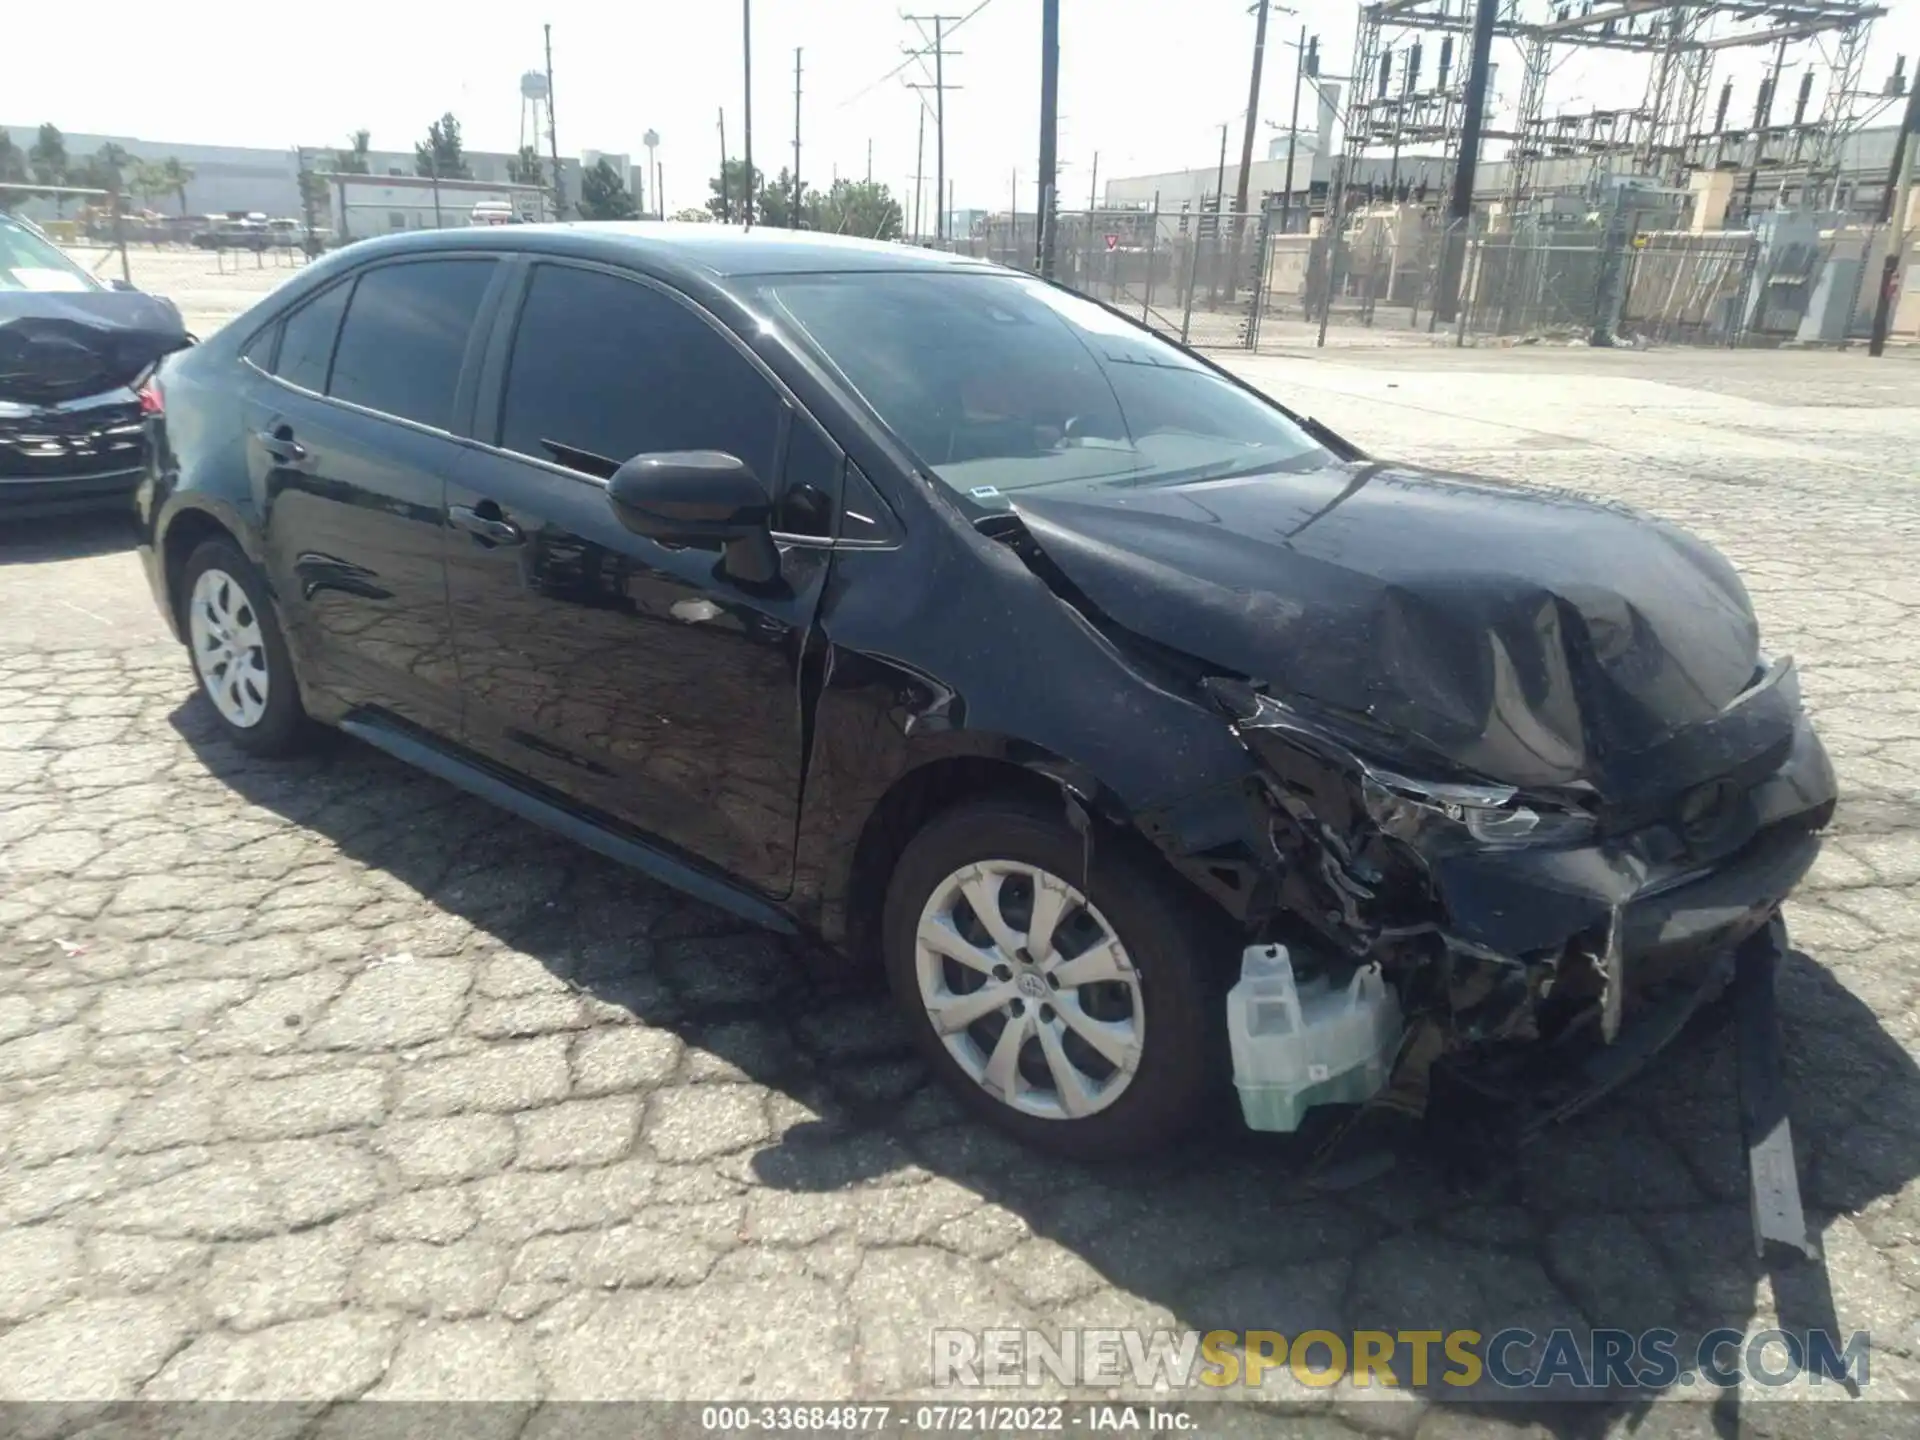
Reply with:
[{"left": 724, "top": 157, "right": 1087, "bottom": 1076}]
[
  {"left": 606, "top": 450, "right": 769, "bottom": 546},
  {"left": 606, "top": 450, "right": 782, "bottom": 587}
]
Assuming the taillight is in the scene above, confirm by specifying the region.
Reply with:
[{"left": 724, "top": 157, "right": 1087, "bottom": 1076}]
[{"left": 137, "top": 380, "right": 163, "bottom": 416}]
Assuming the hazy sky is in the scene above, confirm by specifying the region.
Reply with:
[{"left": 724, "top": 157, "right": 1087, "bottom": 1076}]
[{"left": 12, "top": 0, "right": 1916, "bottom": 215}]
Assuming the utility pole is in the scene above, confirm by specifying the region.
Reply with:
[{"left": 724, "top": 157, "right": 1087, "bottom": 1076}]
[
  {"left": 1868, "top": 75, "right": 1920, "bottom": 355},
  {"left": 905, "top": 14, "right": 964, "bottom": 241},
  {"left": 1214, "top": 122, "right": 1229, "bottom": 217},
  {"left": 1088, "top": 152, "right": 1099, "bottom": 211},
  {"left": 718, "top": 107, "right": 730, "bottom": 222},
  {"left": 793, "top": 48, "right": 803, "bottom": 228},
  {"left": 867, "top": 139, "right": 873, "bottom": 185},
  {"left": 934, "top": 18, "right": 946, "bottom": 240},
  {"left": 1281, "top": 29, "right": 1313, "bottom": 233},
  {"left": 545, "top": 24, "right": 565, "bottom": 217},
  {"left": 1433, "top": 0, "right": 1497, "bottom": 321},
  {"left": 742, "top": 0, "right": 755, "bottom": 229},
  {"left": 1234, "top": 0, "right": 1273, "bottom": 218},
  {"left": 913, "top": 107, "right": 926, "bottom": 242},
  {"left": 1038, "top": 0, "right": 1060, "bottom": 275}
]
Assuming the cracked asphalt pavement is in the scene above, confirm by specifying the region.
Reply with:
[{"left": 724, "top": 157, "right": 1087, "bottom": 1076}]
[{"left": 3, "top": 266, "right": 1920, "bottom": 1433}]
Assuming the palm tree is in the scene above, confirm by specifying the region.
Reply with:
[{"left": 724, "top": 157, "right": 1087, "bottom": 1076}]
[
  {"left": 160, "top": 157, "right": 194, "bottom": 214},
  {"left": 29, "top": 124, "right": 67, "bottom": 216},
  {"left": 132, "top": 159, "right": 170, "bottom": 211},
  {"left": 333, "top": 130, "right": 372, "bottom": 175}
]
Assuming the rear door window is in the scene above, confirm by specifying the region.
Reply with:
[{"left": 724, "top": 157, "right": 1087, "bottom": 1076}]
[
  {"left": 327, "top": 259, "right": 496, "bottom": 430},
  {"left": 271, "top": 280, "right": 351, "bottom": 393}
]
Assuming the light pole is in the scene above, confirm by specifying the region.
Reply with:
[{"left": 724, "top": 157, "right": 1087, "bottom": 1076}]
[{"left": 643, "top": 129, "right": 660, "bottom": 220}]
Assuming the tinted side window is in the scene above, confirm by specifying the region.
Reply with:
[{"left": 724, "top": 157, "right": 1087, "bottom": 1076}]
[
  {"left": 498, "top": 264, "right": 782, "bottom": 484},
  {"left": 775, "top": 417, "right": 839, "bottom": 537},
  {"left": 273, "top": 281, "right": 351, "bottom": 392},
  {"left": 240, "top": 323, "right": 278, "bottom": 371},
  {"left": 840, "top": 461, "right": 897, "bottom": 543},
  {"left": 328, "top": 259, "right": 495, "bottom": 429}
]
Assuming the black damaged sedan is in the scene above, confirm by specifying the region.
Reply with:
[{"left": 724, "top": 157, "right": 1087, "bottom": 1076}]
[
  {"left": 1, "top": 213, "right": 188, "bottom": 519},
  {"left": 137, "top": 225, "right": 1836, "bottom": 1161}
]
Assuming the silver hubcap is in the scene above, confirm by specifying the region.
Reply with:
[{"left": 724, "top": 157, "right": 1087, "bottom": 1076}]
[
  {"left": 914, "top": 859, "right": 1144, "bottom": 1121},
  {"left": 188, "top": 568, "right": 270, "bottom": 729}
]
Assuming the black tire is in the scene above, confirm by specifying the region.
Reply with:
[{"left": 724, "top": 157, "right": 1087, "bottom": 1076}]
[
  {"left": 882, "top": 798, "right": 1225, "bottom": 1160},
  {"left": 179, "top": 537, "right": 315, "bottom": 758}
]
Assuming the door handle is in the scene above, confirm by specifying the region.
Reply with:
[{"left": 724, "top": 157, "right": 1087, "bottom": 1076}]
[
  {"left": 449, "top": 503, "right": 525, "bottom": 547},
  {"left": 255, "top": 428, "right": 305, "bottom": 462}
]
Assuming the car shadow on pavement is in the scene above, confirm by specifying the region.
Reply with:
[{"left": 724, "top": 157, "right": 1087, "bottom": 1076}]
[
  {"left": 0, "top": 511, "right": 140, "bottom": 564},
  {"left": 172, "top": 696, "right": 1920, "bottom": 1434}
]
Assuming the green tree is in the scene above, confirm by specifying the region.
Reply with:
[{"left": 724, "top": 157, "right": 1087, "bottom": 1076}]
[
  {"left": 159, "top": 157, "right": 194, "bottom": 213},
  {"left": 706, "top": 158, "right": 761, "bottom": 224},
  {"left": 29, "top": 123, "right": 67, "bottom": 215},
  {"left": 414, "top": 113, "right": 470, "bottom": 180},
  {"left": 91, "top": 143, "right": 132, "bottom": 204},
  {"left": 333, "top": 130, "right": 372, "bottom": 175},
  {"left": 761, "top": 167, "right": 805, "bottom": 228},
  {"left": 0, "top": 133, "right": 29, "bottom": 212},
  {"left": 131, "top": 158, "right": 171, "bottom": 210},
  {"left": 806, "top": 178, "right": 903, "bottom": 240},
  {"left": 576, "top": 158, "right": 638, "bottom": 220},
  {"left": 506, "top": 145, "right": 544, "bottom": 187},
  {"left": 296, "top": 149, "right": 329, "bottom": 246}
]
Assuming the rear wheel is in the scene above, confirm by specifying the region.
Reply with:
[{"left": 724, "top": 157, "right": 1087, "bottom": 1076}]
[
  {"left": 180, "top": 538, "right": 314, "bottom": 757},
  {"left": 882, "top": 799, "right": 1222, "bottom": 1159}
]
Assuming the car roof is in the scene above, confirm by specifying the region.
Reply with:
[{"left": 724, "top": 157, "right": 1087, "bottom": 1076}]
[{"left": 329, "top": 221, "right": 1005, "bottom": 280}]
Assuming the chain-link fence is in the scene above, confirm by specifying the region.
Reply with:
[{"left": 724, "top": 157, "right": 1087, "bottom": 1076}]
[
  {"left": 1259, "top": 206, "right": 1894, "bottom": 350},
  {"left": 917, "top": 206, "right": 1272, "bottom": 350}
]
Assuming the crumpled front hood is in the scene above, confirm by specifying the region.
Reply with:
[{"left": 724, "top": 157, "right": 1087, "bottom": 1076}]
[
  {"left": 0, "top": 290, "right": 189, "bottom": 404},
  {"left": 1011, "top": 460, "right": 1774, "bottom": 799}
]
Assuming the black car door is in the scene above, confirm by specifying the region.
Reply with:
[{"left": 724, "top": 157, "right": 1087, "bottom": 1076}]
[
  {"left": 246, "top": 256, "right": 501, "bottom": 738},
  {"left": 445, "top": 259, "right": 837, "bottom": 897}
]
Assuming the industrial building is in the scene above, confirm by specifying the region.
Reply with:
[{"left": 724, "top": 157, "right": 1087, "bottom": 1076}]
[{"left": 0, "top": 127, "right": 641, "bottom": 227}]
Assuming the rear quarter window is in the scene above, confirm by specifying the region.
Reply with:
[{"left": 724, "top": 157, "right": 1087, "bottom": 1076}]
[
  {"left": 326, "top": 259, "right": 496, "bottom": 430},
  {"left": 272, "top": 281, "right": 353, "bottom": 393}
]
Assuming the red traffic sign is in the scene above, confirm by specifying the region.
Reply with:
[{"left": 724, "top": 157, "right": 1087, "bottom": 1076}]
[{"left": 1104, "top": 233, "right": 1119, "bottom": 251}]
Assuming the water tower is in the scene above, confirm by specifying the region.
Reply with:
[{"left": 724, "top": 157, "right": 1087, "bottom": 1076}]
[
  {"left": 519, "top": 70, "right": 555, "bottom": 220},
  {"left": 520, "top": 70, "right": 553, "bottom": 161}
]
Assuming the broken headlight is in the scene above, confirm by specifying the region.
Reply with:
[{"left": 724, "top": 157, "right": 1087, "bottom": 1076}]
[{"left": 1362, "top": 770, "right": 1597, "bottom": 850}]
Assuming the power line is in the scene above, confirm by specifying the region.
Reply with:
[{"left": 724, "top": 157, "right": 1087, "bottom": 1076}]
[
  {"left": 837, "top": 0, "right": 994, "bottom": 108},
  {"left": 904, "top": 13, "right": 964, "bottom": 240}
]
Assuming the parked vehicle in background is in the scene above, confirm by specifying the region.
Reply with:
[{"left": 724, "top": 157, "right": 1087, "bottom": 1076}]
[
  {"left": 136, "top": 225, "right": 1835, "bottom": 1160},
  {"left": 1, "top": 213, "right": 190, "bottom": 519},
  {"left": 191, "top": 216, "right": 270, "bottom": 251}
]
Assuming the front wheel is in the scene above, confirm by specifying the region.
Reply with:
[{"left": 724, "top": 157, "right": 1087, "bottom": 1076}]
[{"left": 882, "top": 799, "right": 1223, "bottom": 1160}]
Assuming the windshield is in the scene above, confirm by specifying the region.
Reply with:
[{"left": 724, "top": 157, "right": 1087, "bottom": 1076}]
[
  {"left": 755, "top": 270, "right": 1325, "bottom": 508},
  {"left": 0, "top": 217, "right": 99, "bottom": 294}
]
